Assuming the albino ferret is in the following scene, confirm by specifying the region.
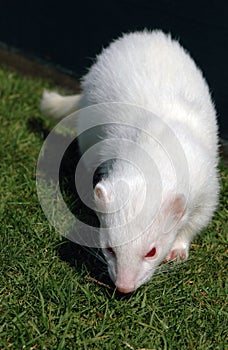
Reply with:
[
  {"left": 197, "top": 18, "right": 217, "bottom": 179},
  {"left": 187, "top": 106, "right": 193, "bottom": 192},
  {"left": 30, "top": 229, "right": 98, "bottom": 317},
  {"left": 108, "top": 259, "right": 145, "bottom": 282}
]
[{"left": 41, "top": 30, "right": 219, "bottom": 293}]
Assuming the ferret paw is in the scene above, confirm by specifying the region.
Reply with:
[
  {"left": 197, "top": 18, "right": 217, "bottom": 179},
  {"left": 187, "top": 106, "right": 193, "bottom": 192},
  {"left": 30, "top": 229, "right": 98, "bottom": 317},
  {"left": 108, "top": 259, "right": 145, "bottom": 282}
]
[{"left": 164, "top": 248, "right": 188, "bottom": 263}]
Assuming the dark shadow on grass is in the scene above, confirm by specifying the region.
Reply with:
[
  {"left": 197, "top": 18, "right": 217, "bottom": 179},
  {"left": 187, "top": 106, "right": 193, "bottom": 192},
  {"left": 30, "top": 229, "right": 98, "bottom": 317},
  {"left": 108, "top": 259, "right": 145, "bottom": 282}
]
[
  {"left": 28, "top": 117, "right": 113, "bottom": 289},
  {"left": 57, "top": 239, "right": 113, "bottom": 288},
  {"left": 27, "top": 116, "right": 50, "bottom": 139},
  {"left": 58, "top": 136, "right": 115, "bottom": 290}
]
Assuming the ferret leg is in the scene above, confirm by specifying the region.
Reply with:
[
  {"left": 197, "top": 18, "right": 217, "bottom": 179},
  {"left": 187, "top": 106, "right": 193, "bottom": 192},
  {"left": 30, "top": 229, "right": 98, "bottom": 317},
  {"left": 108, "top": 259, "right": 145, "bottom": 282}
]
[
  {"left": 164, "top": 226, "right": 197, "bottom": 262},
  {"left": 165, "top": 199, "right": 217, "bottom": 263},
  {"left": 165, "top": 238, "right": 189, "bottom": 262}
]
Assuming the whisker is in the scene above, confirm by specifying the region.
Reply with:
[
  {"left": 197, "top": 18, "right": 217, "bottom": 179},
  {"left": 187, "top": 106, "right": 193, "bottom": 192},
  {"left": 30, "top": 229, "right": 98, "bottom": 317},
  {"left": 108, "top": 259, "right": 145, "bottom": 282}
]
[{"left": 82, "top": 246, "right": 107, "bottom": 265}]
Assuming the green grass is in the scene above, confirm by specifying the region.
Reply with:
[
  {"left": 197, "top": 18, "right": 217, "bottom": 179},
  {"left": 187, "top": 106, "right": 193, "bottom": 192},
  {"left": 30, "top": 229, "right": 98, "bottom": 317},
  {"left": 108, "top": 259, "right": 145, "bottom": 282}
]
[{"left": 0, "top": 67, "right": 227, "bottom": 350}]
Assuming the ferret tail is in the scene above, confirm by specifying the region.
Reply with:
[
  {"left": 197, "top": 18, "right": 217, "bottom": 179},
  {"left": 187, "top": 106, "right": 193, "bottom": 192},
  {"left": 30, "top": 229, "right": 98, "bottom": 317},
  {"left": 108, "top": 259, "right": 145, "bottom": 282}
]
[{"left": 40, "top": 90, "right": 81, "bottom": 119}]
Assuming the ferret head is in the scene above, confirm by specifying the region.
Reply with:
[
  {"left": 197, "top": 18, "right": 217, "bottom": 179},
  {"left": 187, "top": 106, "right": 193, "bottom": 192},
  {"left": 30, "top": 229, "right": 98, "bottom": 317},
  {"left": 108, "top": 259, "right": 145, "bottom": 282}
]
[{"left": 94, "top": 176, "right": 186, "bottom": 293}]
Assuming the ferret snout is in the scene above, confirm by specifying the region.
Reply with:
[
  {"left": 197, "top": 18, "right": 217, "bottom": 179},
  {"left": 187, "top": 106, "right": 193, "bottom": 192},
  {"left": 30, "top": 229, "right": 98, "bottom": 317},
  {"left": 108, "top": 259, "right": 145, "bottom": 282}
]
[
  {"left": 115, "top": 273, "right": 137, "bottom": 293},
  {"left": 116, "top": 285, "right": 136, "bottom": 294}
]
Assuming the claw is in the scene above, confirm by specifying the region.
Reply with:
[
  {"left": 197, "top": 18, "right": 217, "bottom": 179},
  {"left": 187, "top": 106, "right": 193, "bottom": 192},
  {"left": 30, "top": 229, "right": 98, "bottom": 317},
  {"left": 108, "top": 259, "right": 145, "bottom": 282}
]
[{"left": 164, "top": 248, "right": 188, "bottom": 263}]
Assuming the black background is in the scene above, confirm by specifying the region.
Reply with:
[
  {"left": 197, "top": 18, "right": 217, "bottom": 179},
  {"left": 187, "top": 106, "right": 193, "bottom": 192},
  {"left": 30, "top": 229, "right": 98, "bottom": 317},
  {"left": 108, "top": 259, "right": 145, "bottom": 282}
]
[{"left": 0, "top": 0, "right": 227, "bottom": 138}]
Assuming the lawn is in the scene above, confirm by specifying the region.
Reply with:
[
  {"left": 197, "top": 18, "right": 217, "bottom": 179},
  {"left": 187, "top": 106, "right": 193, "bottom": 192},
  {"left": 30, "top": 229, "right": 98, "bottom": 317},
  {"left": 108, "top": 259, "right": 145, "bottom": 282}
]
[{"left": 0, "top": 67, "right": 227, "bottom": 350}]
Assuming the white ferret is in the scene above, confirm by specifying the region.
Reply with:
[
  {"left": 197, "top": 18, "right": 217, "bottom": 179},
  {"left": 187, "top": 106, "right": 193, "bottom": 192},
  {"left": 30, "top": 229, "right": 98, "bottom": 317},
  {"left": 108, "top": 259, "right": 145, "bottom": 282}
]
[{"left": 41, "top": 30, "right": 219, "bottom": 293}]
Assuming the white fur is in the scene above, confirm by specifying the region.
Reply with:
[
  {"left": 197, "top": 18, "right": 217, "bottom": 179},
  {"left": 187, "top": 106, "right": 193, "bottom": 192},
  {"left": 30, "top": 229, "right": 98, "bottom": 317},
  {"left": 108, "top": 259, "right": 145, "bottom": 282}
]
[{"left": 41, "top": 30, "right": 219, "bottom": 293}]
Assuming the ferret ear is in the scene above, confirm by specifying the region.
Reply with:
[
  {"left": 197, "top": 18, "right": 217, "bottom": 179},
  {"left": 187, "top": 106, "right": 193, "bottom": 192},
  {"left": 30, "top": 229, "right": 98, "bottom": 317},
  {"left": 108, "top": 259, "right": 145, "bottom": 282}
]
[
  {"left": 162, "top": 194, "right": 186, "bottom": 232},
  {"left": 169, "top": 194, "right": 186, "bottom": 219},
  {"left": 94, "top": 182, "right": 112, "bottom": 204}
]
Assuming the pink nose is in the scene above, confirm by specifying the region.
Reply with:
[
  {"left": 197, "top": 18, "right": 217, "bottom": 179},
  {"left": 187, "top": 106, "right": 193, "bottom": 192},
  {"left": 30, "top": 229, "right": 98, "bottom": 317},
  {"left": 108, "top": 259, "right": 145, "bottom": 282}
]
[{"left": 116, "top": 285, "right": 136, "bottom": 294}]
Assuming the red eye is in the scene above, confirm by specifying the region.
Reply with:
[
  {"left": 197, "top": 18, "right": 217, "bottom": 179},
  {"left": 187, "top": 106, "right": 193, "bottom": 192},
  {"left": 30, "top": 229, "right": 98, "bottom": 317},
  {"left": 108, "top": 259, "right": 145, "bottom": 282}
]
[
  {"left": 145, "top": 247, "right": 156, "bottom": 258},
  {"left": 107, "top": 247, "right": 115, "bottom": 255}
]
